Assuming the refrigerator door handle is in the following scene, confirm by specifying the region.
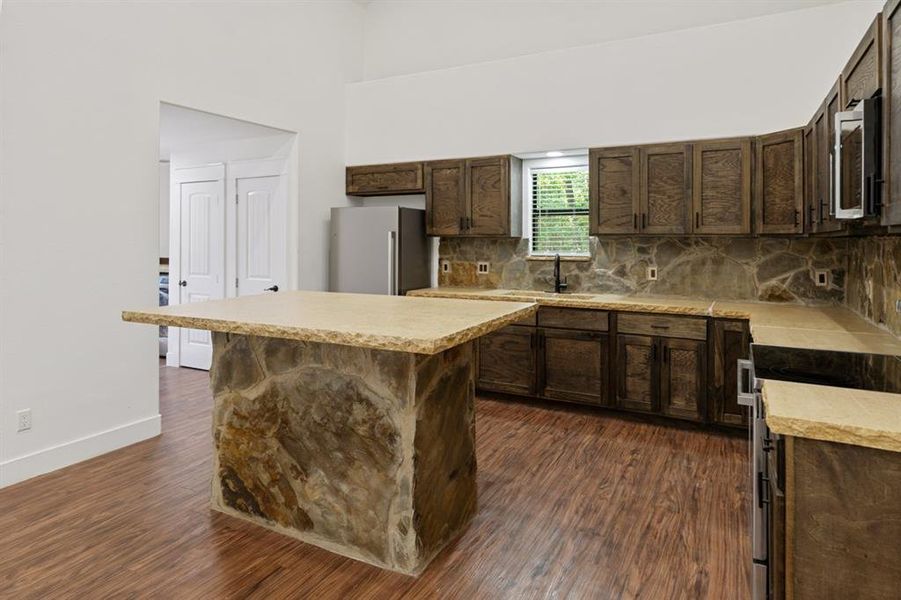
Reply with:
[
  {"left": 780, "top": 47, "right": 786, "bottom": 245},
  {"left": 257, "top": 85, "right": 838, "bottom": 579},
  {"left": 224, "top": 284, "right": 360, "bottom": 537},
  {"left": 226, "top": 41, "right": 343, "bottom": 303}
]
[{"left": 388, "top": 230, "right": 398, "bottom": 295}]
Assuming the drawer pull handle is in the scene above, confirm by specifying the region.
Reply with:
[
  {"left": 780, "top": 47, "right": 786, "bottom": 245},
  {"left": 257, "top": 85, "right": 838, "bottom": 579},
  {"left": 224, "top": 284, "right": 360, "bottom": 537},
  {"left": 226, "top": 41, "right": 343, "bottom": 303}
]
[{"left": 650, "top": 324, "right": 670, "bottom": 329}]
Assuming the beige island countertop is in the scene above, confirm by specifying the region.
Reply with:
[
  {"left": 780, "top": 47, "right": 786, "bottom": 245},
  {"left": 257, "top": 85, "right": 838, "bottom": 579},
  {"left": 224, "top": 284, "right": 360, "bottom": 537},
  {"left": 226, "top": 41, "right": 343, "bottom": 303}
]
[
  {"left": 123, "top": 290, "right": 536, "bottom": 355},
  {"left": 408, "top": 287, "right": 901, "bottom": 452}
]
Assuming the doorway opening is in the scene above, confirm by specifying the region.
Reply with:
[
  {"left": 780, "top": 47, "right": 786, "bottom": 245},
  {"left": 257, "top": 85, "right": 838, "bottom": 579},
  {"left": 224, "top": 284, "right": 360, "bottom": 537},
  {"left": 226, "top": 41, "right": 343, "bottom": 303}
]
[{"left": 158, "top": 102, "right": 297, "bottom": 370}]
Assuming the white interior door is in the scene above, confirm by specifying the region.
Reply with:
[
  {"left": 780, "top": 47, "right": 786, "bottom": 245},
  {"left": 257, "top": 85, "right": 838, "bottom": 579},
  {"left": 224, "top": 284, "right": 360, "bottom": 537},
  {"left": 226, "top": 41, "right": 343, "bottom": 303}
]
[
  {"left": 236, "top": 174, "right": 287, "bottom": 296},
  {"left": 178, "top": 179, "right": 225, "bottom": 369}
]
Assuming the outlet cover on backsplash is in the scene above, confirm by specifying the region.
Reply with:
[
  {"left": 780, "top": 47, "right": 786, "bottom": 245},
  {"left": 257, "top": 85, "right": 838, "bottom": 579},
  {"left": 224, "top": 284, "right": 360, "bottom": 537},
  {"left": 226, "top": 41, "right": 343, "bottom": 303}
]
[
  {"left": 477, "top": 262, "right": 490, "bottom": 275},
  {"left": 647, "top": 266, "right": 658, "bottom": 281},
  {"left": 440, "top": 260, "right": 451, "bottom": 274},
  {"left": 814, "top": 269, "right": 830, "bottom": 287}
]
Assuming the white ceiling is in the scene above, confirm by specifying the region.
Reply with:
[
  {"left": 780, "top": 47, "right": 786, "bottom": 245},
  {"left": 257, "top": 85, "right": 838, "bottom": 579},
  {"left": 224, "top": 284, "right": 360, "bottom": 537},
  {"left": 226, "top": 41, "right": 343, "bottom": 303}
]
[
  {"left": 360, "top": 0, "right": 848, "bottom": 80},
  {"left": 159, "top": 103, "right": 292, "bottom": 160}
]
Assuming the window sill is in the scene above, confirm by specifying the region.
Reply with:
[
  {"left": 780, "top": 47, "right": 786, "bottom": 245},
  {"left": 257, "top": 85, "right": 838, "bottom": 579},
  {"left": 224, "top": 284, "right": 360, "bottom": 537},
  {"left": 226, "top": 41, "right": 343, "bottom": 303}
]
[{"left": 526, "top": 255, "right": 591, "bottom": 262}]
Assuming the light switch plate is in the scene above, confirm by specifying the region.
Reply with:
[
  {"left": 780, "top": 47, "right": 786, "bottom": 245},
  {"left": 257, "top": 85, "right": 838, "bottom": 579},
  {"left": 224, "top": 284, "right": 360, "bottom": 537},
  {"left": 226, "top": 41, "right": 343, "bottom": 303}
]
[
  {"left": 647, "top": 266, "right": 658, "bottom": 281},
  {"left": 895, "top": 298, "right": 901, "bottom": 313},
  {"left": 477, "top": 262, "right": 490, "bottom": 275},
  {"left": 440, "top": 260, "right": 451, "bottom": 274}
]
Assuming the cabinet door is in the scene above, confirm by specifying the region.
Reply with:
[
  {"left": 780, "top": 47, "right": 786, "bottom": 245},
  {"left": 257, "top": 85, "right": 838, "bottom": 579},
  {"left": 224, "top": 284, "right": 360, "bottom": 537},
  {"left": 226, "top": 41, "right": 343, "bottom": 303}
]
[
  {"left": 346, "top": 162, "right": 423, "bottom": 196},
  {"left": 639, "top": 143, "right": 691, "bottom": 234},
  {"left": 425, "top": 159, "right": 466, "bottom": 236},
  {"left": 466, "top": 156, "right": 509, "bottom": 236},
  {"left": 841, "top": 15, "right": 883, "bottom": 107},
  {"left": 615, "top": 334, "right": 656, "bottom": 413},
  {"left": 659, "top": 338, "right": 706, "bottom": 422},
  {"left": 477, "top": 326, "right": 535, "bottom": 396},
  {"left": 883, "top": 1, "right": 901, "bottom": 226},
  {"left": 710, "top": 320, "right": 750, "bottom": 428},
  {"left": 589, "top": 147, "right": 640, "bottom": 234},
  {"left": 539, "top": 329, "right": 609, "bottom": 406},
  {"left": 803, "top": 122, "right": 817, "bottom": 231},
  {"left": 755, "top": 129, "right": 804, "bottom": 234},
  {"left": 691, "top": 138, "right": 752, "bottom": 234},
  {"left": 818, "top": 82, "right": 845, "bottom": 233}
]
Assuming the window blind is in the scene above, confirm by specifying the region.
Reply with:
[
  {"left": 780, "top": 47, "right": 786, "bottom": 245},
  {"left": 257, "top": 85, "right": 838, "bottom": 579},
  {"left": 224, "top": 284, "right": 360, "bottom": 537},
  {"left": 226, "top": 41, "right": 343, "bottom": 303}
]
[{"left": 530, "top": 165, "right": 590, "bottom": 256}]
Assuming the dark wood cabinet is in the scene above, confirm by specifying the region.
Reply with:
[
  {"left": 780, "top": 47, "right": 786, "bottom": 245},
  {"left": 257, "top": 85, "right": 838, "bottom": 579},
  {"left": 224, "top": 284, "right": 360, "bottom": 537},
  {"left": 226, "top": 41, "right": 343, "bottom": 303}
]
[
  {"left": 883, "top": 0, "right": 901, "bottom": 226},
  {"left": 659, "top": 338, "right": 706, "bottom": 421},
  {"left": 538, "top": 329, "right": 609, "bottom": 406},
  {"left": 346, "top": 162, "right": 424, "bottom": 196},
  {"left": 691, "top": 138, "right": 752, "bottom": 234},
  {"left": 615, "top": 334, "right": 657, "bottom": 413},
  {"left": 477, "top": 326, "right": 536, "bottom": 395},
  {"left": 425, "top": 155, "right": 522, "bottom": 237},
  {"left": 841, "top": 15, "right": 883, "bottom": 108},
  {"left": 709, "top": 319, "right": 750, "bottom": 428},
  {"left": 639, "top": 143, "right": 692, "bottom": 234},
  {"left": 803, "top": 121, "right": 817, "bottom": 231},
  {"left": 818, "top": 82, "right": 845, "bottom": 233},
  {"left": 424, "top": 159, "right": 466, "bottom": 236},
  {"left": 589, "top": 146, "right": 640, "bottom": 234},
  {"left": 755, "top": 128, "right": 804, "bottom": 234}
]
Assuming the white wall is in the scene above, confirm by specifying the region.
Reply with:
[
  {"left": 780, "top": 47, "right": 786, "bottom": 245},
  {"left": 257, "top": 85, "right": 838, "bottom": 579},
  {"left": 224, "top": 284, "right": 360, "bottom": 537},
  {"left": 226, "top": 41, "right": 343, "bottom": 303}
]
[
  {"left": 0, "top": 0, "right": 363, "bottom": 486},
  {"left": 347, "top": 1, "right": 883, "bottom": 164},
  {"left": 360, "top": 0, "right": 845, "bottom": 80}
]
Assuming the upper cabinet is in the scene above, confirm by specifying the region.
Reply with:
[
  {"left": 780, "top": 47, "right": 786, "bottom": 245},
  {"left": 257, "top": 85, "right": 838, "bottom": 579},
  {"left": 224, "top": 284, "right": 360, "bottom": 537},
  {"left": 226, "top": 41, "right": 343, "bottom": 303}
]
[
  {"left": 841, "top": 16, "right": 883, "bottom": 108},
  {"left": 424, "top": 159, "right": 466, "bottom": 236},
  {"left": 640, "top": 143, "right": 692, "bottom": 235},
  {"left": 691, "top": 138, "right": 753, "bottom": 235},
  {"left": 883, "top": 1, "right": 901, "bottom": 226},
  {"left": 590, "top": 143, "right": 692, "bottom": 235},
  {"left": 425, "top": 155, "right": 522, "bottom": 237},
  {"left": 755, "top": 129, "right": 804, "bottom": 234},
  {"left": 346, "top": 162, "right": 424, "bottom": 196},
  {"left": 589, "top": 147, "right": 640, "bottom": 235}
]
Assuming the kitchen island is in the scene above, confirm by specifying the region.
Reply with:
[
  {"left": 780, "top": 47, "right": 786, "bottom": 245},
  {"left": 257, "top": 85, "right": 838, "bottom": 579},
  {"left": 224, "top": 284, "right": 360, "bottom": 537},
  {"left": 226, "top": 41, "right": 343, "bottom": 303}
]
[{"left": 123, "top": 291, "right": 536, "bottom": 575}]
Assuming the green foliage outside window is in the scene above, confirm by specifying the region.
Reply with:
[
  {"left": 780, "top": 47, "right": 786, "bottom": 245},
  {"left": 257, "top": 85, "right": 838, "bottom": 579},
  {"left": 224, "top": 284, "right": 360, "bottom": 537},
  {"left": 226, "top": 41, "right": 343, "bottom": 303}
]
[{"left": 531, "top": 167, "right": 589, "bottom": 256}]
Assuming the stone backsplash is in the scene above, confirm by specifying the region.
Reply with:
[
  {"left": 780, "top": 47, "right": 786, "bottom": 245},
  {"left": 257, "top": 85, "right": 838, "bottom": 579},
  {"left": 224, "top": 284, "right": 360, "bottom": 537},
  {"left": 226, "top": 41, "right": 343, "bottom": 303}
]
[
  {"left": 846, "top": 236, "right": 901, "bottom": 336},
  {"left": 438, "top": 236, "right": 849, "bottom": 304}
]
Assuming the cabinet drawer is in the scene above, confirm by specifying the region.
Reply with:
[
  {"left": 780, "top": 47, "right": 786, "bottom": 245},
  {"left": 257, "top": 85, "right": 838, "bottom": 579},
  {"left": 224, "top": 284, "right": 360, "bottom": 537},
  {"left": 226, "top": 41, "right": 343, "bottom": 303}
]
[
  {"left": 537, "top": 307, "right": 608, "bottom": 332},
  {"left": 617, "top": 313, "right": 707, "bottom": 340}
]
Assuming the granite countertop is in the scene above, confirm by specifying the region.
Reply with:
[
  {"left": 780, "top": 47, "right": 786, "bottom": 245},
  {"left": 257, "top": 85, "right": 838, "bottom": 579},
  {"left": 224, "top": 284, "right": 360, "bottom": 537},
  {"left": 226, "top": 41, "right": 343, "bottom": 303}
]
[
  {"left": 408, "top": 287, "right": 901, "bottom": 452},
  {"left": 122, "top": 291, "right": 536, "bottom": 355}
]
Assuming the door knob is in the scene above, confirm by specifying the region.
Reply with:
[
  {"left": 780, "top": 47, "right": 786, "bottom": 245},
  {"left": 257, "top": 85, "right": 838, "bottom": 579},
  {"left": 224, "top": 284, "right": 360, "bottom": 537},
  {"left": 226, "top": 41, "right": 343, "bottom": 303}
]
[
  {"left": 178, "top": 280, "right": 187, "bottom": 287},
  {"left": 264, "top": 284, "right": 279, "bottom": 292}
]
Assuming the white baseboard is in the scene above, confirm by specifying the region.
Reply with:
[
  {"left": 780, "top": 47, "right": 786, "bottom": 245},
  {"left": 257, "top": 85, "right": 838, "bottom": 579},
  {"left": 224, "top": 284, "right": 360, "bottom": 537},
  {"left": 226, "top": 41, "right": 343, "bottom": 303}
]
[{"left": 0, "top": 414, "right": 161, "bottom": 488}]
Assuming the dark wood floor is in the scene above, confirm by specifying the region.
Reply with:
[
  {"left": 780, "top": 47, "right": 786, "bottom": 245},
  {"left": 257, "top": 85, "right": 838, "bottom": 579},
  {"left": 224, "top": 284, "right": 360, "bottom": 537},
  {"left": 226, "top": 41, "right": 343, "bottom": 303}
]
[{"left": 0, "top": 362, "right": 749, "bottom": 599}]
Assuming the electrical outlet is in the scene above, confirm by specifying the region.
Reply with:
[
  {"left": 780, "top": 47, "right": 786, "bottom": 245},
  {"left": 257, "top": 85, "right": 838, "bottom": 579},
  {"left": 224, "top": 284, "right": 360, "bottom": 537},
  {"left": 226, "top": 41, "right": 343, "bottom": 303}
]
[
  {"left": 895, "top": 298, "right": 901, "bottom": 314},
  {"left": 17, "top": 409, "right": 32, "bottom": 432},
  {"left": 647, "top": 266, "right": 658, "bottom": 281},
  {"left": 476, "top": 262, "right": 490, "bottom": 275},
  {"left": 440, "top": 260, "right": 451, "bottom": 274},
  {"left": 814, "top": 269, "right": 830, "bottom": 288}
]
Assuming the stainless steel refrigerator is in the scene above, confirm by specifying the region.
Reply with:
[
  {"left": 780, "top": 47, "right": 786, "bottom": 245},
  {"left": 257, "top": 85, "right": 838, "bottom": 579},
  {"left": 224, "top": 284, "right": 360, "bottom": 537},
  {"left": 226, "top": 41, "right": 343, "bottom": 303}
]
[{"left": 329, "top": 206, "right": 430, "bottom": 295}]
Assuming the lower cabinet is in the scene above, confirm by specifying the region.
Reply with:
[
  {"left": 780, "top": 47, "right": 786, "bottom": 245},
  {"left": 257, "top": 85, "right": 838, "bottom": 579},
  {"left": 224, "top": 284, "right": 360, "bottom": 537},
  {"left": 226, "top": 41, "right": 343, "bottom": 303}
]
[
  {"left": 477, "top": 325, "right": 536, "bottom": 395},
  {"left": 537, "top": 328, "right": 609, "bottom": 406},
  {"left": 659, "top": 338, "right": 707, "bottom": 421},
  {"left": 475, "top": 308, "right": 733, "bottom": 428},
  {"left": 615, "top": 334, "right": 706, "bottom": 422},
  {"left": 710, "top": 319, "right": 751, "bottom": 428},
  {"left": 615, "top": 334, "right": 657, "bottom": 413}
]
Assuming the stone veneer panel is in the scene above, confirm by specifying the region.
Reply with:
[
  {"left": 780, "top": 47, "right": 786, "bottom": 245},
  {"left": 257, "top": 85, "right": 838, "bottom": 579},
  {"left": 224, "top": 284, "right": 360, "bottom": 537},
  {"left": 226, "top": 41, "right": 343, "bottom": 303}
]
[
  {"left": 439, "top": 236, "right": 848, "bottom": 304},
  {"left": 846, "top": 236, "right": 901, "bottom": 337},
  {"left": 209, "top": 332, "right": 477, "bottom": 575}
]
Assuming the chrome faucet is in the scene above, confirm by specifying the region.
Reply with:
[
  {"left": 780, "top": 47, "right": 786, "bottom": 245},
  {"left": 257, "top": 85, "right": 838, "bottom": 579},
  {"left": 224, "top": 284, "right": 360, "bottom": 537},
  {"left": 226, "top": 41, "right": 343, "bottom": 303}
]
[{"left": 553, "top": 254, "right": 568, "bottom": 294}]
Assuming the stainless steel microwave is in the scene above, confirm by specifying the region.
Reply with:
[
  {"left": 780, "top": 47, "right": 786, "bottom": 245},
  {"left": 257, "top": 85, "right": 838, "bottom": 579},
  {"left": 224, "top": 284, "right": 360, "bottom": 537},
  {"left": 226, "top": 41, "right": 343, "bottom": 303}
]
[{"left": 834, "top": 96, "right": 881, "bottom": 219}]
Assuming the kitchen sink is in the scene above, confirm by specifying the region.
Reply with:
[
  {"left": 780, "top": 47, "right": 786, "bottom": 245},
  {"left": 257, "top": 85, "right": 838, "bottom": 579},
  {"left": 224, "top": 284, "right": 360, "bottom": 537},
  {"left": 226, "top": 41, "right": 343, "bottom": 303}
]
[{"left": 501, "top": 290, "right": 597, "bottom": 300}]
